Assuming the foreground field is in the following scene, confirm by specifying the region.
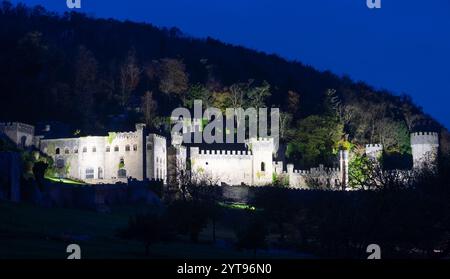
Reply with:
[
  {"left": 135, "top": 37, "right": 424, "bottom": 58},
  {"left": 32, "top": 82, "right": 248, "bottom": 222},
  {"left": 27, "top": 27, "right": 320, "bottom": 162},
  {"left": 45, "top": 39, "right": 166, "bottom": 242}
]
[{"left": 0, "top": 201, "right": 311, "bottom": 259}]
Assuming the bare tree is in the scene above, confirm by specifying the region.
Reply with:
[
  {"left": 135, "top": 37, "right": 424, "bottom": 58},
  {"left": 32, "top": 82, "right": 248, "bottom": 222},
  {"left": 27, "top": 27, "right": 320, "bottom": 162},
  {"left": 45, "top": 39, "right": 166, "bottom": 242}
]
[
  {"left": 141, "top": 91, "right": 158, "bottom": 127},
  {"left": 158, "top": 58, "right": 189, "bottom": 97},
  {"left": 229, "top": 83, "right": 245, "bottom": 109},
  {"left": 119, "top": 49, "right": 141, "bottom": 106},
  {"left": 279, "top": 112, "right": 292, "bottom": 140}
]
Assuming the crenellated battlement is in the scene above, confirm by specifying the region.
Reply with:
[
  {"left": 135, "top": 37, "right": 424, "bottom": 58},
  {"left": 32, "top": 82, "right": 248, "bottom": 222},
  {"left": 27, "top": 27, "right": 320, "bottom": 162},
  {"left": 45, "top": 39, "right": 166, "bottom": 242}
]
[
  {"left": 115, "top": 132, "right": 139, "bottom": 139},
  {"left": 149, "top": 134, "right": 167, "bottom": 142},
  {"left": 366, "top": 143, "right": 383, "bottom": 148},
  {"left": 411, "top": 131, "right": 439, "bottom": 137},
  {"left": 411, "top": 132, "right": 439, "bottom": 145},
  {"left": 196, "top": 149, "right": 252, "bottom": 157},
  {"left": 287, "top": 164, "right": 339, "bottom": 176},
  {"left": 0, "top": 122, "right": 34, "bottom": 134},
  {"left": 247, "top": 137, "right": 274, "bottom": 143}
]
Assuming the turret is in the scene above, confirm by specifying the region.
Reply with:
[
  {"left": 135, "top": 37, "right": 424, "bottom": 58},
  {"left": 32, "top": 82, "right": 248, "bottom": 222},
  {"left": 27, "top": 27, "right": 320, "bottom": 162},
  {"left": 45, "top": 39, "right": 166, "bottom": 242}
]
[
  {"left": 339, "top": 149, "right": 349, "bottom": 189},
  {"left": 411, "top": 131, "right": 439, "bottom": 170},
  {"left": 287, "top": 164, "right": 294, "bottom": 174},
  {"left": 248, "top": 137, "right": 275, "bottom": 185},
  {"left": 365, "top": 144, "right": 383, "bottom": 160}
]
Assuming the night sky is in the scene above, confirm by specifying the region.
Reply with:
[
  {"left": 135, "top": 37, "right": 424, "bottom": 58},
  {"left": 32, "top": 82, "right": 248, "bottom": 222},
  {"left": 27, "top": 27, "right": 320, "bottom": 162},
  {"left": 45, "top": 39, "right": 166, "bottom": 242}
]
[{"left": 12, "top": 0, "right": 450, "bottom": 128}]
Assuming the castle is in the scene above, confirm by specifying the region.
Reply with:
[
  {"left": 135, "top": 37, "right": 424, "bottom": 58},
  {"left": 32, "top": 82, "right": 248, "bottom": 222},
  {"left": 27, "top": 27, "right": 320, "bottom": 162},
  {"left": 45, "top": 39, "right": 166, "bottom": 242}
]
[
  {"left": 0, "top": 121, "right": 440, "bottom": 189},
  {"left": 0, "top": 122, "right": 167, "bottom": 184}
]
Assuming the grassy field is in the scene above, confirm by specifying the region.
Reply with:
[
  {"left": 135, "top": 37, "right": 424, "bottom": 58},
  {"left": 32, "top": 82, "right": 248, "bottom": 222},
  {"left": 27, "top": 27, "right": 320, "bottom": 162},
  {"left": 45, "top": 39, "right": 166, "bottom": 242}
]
[
  {"left": 0, "top": 201, "right": 311, "bottom": 259},
  {"left": 44, "top": 176, "right": 86, "bottom": 185}
]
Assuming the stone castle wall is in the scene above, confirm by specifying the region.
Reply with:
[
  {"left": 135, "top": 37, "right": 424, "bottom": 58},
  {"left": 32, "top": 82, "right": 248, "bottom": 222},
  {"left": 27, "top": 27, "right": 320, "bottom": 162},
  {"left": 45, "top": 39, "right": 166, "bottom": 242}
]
[
  {"left": 0, "top": 122, "right": 35, "bottom": 148},
  {"left": 146, "top": 134, "right": 167, "bottom": 183},
  {"left": 39, "top": 124, "right": 166, "bottom": 183},
  {"left": 286, "top": 164, "right": 341, "bottom": 189},
  {"left": 190, "top": 147, "right": 254, "bottom": 185},
  {"left": 411, "top": 132, "right": 439, "bottom": 169}
]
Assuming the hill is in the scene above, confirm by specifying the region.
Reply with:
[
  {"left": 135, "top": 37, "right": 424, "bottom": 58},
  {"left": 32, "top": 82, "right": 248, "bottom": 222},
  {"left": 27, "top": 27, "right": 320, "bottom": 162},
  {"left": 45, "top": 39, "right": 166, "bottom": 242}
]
[{"left": 0, "top": 2, "right": 448, "bottom": 168}]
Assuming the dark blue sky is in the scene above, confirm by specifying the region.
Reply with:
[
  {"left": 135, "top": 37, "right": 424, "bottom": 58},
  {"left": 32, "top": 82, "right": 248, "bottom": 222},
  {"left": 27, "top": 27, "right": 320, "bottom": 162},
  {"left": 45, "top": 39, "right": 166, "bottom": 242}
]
[{"left": 13, "top": 0, "right": 450, "bottom": 128}]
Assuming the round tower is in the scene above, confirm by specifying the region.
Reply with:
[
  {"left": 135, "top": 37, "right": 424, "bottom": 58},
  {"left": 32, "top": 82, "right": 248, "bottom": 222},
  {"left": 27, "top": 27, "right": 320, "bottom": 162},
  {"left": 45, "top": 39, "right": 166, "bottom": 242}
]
[{"left": 410, "top": 131, "right": 439, "bottom": 169}]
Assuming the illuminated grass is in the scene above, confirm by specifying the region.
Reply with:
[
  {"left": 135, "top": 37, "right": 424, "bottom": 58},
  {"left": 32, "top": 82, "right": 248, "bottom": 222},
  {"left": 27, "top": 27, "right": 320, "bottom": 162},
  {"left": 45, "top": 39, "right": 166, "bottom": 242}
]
[
  {"left": 45, "top": 176, "right": 86, "bottom": 185},
  {"left": 219, "top": 202, "right": 256, "bottom": 211}
]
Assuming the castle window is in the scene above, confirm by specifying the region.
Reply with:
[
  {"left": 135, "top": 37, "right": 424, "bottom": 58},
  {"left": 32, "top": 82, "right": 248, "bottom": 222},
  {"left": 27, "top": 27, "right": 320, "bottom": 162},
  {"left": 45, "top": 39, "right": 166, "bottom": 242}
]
[
  {"left": 106, "top": 146, "right": 110, "bottom": 152},
  {"left": 98, "top": 167, "right": 103, "bottom": 179},
  {"left": 55, "top": 148, "right": 60, "bottom": 155},
  {"left": 125, "top": 145, "right": 131, "bottom": 152},
  {"left": 114, "top": 146, "right": 119, "bottom": 152},
  {"left": 85, "top": 168, "right": 94, "bottom": 179},
  {"left": 92, "top": 147, "right": 96, "bottom": 153},
  {"left": 74, "top": 148, "right": 78, "bottom": 154},
  {"left": 133, "top": 144, "right": 138, "bottom": 151},
  {"left": 82, "top": 147, "right": 87, "bottom": 153},
  {"left": 147, "top": 143, "right": 153, "bottom": 150},
  {"left": 261, "top": 162, "right": 265, "bottom": 172},
  {"left": 64, "top": 148, "right": 70, "bottom": 154}
]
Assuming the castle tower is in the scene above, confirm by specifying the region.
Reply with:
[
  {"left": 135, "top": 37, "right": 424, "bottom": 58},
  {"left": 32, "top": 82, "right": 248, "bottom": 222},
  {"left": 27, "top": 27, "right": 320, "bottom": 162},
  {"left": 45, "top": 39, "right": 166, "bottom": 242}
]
[
  {"left": 339, "top": 149, "right": 349, "bottom": 190},
  {"left": 248, "top": 137, "right": 275, "bottom": 185},
  {"left": 365, "top": 144, "right": 383, "bottom": 160},
  {"left": 135, "top": 123, "right": 146, "bottom": 180},
  {"left": 411, "top": 131, "right": 439, "bottom": 170}
]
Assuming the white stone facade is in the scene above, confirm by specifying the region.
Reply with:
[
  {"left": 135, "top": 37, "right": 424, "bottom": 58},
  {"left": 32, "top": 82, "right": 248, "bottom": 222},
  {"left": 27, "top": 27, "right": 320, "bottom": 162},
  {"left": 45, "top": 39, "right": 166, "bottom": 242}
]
[
  {"left": 38, "top": 124, "right": 166, "bottom": 183},
  {"left": 411, "top": 132, "right": 439, "bottom": 170},
  {"left": 189, "top": 137, "right": 276, "bottom": 186}
]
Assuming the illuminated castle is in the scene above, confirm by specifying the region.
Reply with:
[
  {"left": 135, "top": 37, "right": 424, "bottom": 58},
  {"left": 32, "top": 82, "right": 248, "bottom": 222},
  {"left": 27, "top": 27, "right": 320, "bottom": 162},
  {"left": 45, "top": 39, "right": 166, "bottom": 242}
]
[{"left": 0, "top": 121, "right": 439, "bottom": 189}]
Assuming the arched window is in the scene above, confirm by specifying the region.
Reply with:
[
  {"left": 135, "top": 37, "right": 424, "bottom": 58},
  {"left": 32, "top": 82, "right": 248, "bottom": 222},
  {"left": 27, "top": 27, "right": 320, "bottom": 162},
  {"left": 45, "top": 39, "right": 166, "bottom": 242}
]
[
  {"left": 133, "top": 144, "right": 138, "bottom": 151},
  {"left": 74, "top": 148, "right": 78, "bottom": 154},
  {"left": 261, "top": 162, "right": 266, "bottom": 172},
  {"left": 114, "top": 146, "right": 119, "bottom": 152},
  {"left": 82, "top": 147, "right": 87, "bottom": 153},
  {"left": 85, "top": 168, "right": 94, "bottom": 179},
  {"left": 98, "top": 167, "right": 103, "bottom": 179},
  {"left": 55, "top": 148, "right": 60, "bottom": 155},
  {"left": 64, "top": 148, "right": 70, "bottom": 154},
  {"left": 125, "top": 145, "right": 131, "bottom": 152},
  {"left": 106, "top": 146, "right": 110, "bottom": 152},
  {"left": 147, "top": 143, "right": 153, "bottom": 150},
  {"left": 20, "top": 136, "right": 27, "bottom": 148},
  {"left": 92, "top": 147, "right": 97, "bottom": 152}
]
